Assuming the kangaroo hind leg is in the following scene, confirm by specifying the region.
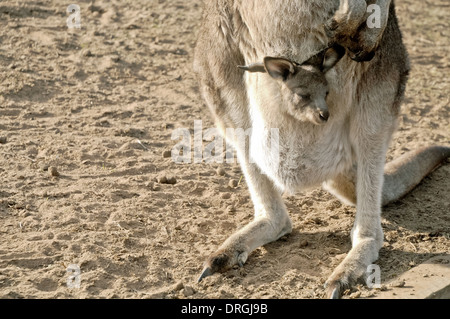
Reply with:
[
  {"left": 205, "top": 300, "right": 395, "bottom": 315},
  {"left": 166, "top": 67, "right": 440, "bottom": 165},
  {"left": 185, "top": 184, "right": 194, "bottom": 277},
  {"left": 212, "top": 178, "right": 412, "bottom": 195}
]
[{"left": 198, "top": 159, "right": 292, "bottom": 282}]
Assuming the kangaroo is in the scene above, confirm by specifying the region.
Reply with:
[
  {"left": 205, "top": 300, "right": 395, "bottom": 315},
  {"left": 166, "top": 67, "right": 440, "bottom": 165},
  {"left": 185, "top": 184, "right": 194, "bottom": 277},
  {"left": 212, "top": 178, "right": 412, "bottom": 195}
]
[{"left": 193, "top": 0, "right": 450, "bottom": 299}]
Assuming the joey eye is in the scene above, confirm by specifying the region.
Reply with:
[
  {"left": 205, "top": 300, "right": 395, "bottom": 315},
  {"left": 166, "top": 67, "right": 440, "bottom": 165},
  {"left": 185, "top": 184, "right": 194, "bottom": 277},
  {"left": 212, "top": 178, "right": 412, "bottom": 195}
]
[{"left": 299, "top": 94, "right": 310, "bottom": 100}]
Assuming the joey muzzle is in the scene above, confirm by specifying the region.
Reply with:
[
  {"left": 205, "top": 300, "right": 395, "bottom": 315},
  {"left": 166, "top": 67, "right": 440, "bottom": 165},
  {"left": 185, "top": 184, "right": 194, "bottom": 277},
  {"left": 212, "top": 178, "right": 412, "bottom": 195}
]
[{"left": 319, "top": 109, "right": 330, "bottom": 122}]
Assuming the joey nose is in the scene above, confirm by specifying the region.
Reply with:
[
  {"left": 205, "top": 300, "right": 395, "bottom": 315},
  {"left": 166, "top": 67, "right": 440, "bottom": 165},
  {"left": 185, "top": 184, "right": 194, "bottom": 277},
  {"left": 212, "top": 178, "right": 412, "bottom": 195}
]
[{"left": 319, "top": 110, "right": 330, "bottom": 122}]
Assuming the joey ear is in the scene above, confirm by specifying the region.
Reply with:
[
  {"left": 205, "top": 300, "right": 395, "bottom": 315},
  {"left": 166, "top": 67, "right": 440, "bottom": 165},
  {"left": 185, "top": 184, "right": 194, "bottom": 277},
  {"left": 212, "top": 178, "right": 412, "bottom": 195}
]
[
  {"left": 263, "top": 57, "right": 296, "bottom": 81},
  {"left": 238, "top": 63, "right": 266, "bottom": 73},
  {"left": 322, "top": 45, "right": 346, "bottom": 73}
]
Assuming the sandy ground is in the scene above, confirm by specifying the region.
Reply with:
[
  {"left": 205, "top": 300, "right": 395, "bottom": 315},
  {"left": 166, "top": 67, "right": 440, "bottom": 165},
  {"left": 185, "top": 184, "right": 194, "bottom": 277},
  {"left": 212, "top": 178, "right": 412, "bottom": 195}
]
[{"left": 0, "top": 0, "right": 448, "bottom": 299}]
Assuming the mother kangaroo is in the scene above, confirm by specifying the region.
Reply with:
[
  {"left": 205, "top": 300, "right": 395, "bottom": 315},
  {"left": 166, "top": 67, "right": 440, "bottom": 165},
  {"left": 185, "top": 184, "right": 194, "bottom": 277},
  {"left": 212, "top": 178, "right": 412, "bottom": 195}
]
[{"left": 193, "top": 0, "right": 450, "bottom": 298}]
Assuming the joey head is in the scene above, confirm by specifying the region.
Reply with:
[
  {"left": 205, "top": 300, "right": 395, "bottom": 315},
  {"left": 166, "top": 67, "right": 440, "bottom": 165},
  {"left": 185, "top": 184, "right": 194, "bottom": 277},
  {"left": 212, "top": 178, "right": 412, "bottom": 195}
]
[{"left": 239, "top": 45, "right": 345, "bottom": 125}]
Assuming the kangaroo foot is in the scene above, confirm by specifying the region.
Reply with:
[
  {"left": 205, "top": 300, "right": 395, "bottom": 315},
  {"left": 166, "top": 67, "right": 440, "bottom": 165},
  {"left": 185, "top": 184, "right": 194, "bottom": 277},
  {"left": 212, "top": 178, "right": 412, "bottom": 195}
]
[
  {"left": 324, "top": 236, "right": 382, "bottom": 298},
  {"left": 198, "top": 247, "right": 249, "bottom": 282},
  {"left": 197, "top": 216, "right": 292, "bottom": 282}
]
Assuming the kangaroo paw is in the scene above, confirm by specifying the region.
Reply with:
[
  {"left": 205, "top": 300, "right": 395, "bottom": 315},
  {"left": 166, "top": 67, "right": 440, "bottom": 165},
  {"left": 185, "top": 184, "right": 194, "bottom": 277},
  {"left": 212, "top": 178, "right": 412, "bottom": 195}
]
[
  {"left": 324, "top": 17, "right": 340, "bottom": 38},
  {"left": 348, "top": 47, "right": 376, "bottom": 62},
  {"left": 326, "top": 1, "right": 390, "bottom": 63},
  {"left": 325, "top": 0, "right": 367, "bottom": 38}
]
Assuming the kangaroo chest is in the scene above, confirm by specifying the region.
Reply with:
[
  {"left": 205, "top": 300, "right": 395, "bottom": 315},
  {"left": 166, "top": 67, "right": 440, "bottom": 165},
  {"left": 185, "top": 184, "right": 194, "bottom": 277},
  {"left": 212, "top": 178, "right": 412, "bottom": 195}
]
[
  {"left": 237, "top": 0, "right": 338, "bottom": 64},
  {"left": 249, "top": 113, "right": 355, "bottom": 193}
]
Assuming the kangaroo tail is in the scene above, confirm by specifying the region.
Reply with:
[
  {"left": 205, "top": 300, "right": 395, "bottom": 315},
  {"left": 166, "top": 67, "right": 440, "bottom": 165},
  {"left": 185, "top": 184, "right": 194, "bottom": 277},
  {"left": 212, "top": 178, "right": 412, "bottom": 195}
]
[{"left": 382, "top": 146, "right": 450, "bottom": 206}]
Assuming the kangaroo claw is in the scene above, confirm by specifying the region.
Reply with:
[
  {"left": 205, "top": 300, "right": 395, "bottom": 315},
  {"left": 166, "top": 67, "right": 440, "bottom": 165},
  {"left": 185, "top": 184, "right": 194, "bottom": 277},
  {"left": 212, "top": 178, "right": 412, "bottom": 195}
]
[
  {"left": 237, "top": 251, "right": 248, "bottom": 268},
  {"left": 197, "top": 250, "right": 232, "bottom": 283},
  {"left": 324, "top": 280, "right": 344, "bottom": 299},
  {"left": 198, "top": 266, "right": 214, "bottom": 283},
  {"left": 349, "top": 49, "right": 376, "bottom": 62},
  {"left": 197, "top": 249, "right": 249, "bottom": 282},
  {"left": 329, "top": 287, "right": 341, "bottom": 299},
  {"left": 324, "top": 19, "right": 339, "bottom": 37}
]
